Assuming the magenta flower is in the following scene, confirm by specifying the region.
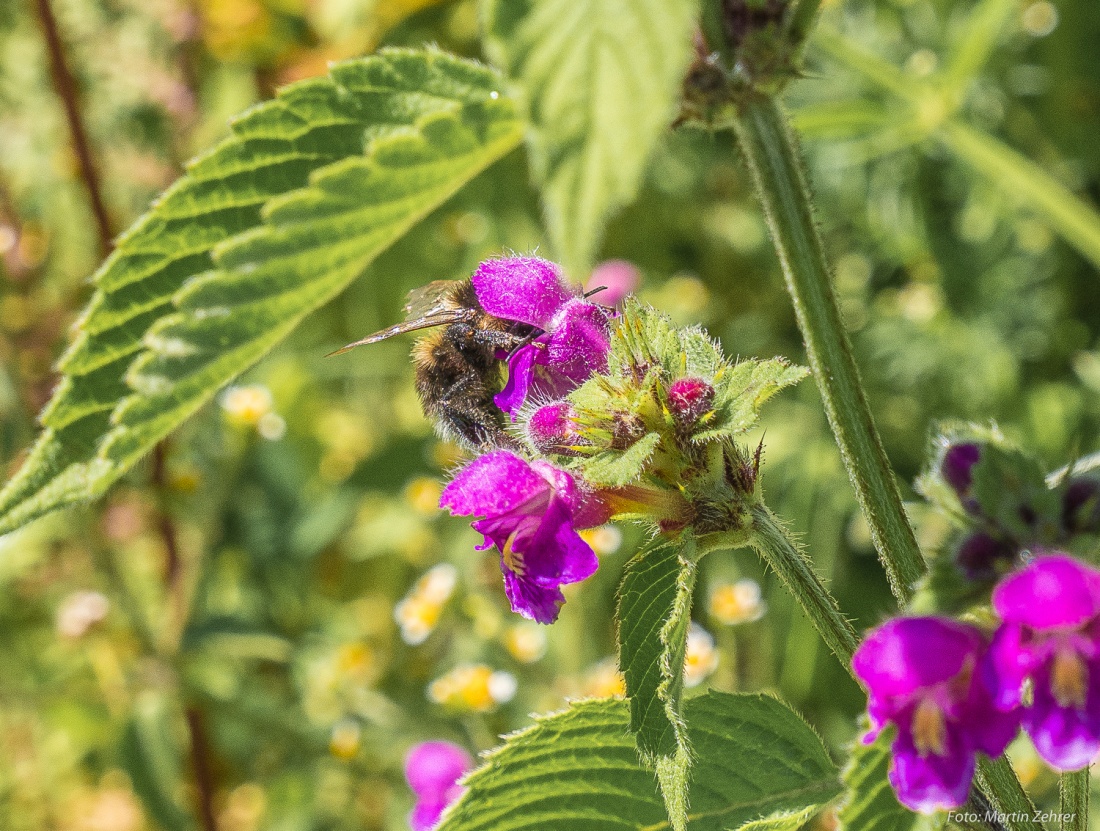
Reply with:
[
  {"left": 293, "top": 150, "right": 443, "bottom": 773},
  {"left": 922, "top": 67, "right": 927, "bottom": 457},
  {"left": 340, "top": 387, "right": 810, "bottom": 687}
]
[
  {"left": 471, "top": 257, "right": 611, "bottom": 417},
  {"left": 585, "top": 259, "right": 641, "bottom": 307},
  {"left": 527, "top": 401, "right": 583, "bottom": 456},
  {"left": 440, "top": 450, "right": 606, "bottom": 623},
  {"left": 405, "top": 740, "right": 473, "bottom": 831},
  {"left": 988, "top": 554, "right": 1100, "bottom": 770},
  {"left": 853, "top": 617, "right": 1019, "bottom": 812}
]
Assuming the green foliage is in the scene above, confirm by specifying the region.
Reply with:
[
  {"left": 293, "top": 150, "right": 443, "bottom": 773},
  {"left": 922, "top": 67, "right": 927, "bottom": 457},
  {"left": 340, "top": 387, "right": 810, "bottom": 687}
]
[
  {"left": 734, "top": 806, "right": 820, "bottom": 831},
  {"left": 569, "top": 299, "right": 806, "bottom": 487},
  {"left": 837, "top": 726, "right": 928, "bottom": 831},
  {"left": 0, "top": 49, "right": 522, "bottom": 535},
  {"left": 437, "top": 691, "right": 840, "bottom": 831},
  {"left": 582, "top": 431, "right": 663, "bottom": 488},
  {"left": 482, "top": 0, "right": 697, "bottom": 275},
  {"left": 617, "top": 540, "right": 698, "bottom": 830},
  {"left": 617, "top": 541, "right": 691, "bottom": 762},
  {"left": 121, "top": 696, "right": 191, "bottom": 831}
]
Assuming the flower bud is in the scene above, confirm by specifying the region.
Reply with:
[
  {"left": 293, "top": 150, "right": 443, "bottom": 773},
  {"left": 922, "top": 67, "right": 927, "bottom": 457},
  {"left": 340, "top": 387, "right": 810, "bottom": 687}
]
[
  {"left": 527, "top": 402, "right": 581, "bottom": 455},
  {"left": 610, "top": 411, "right": 647, "bottom": 450},
  {"left": 954, "top": 532, "right": 1014, "bottom": 580},
  {"left": 1062, "top": 477, "right": 1100, "bottom": 535},
  {"left": 668, "top": 377, "right": 715, "bottom": 428},
  {"left": 941, "top": 442, "right": 981, "bottom": 497}
]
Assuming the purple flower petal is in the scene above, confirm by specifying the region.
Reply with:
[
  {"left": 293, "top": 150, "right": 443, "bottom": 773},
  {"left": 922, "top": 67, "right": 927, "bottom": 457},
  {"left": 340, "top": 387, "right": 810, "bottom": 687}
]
[
  {"left": 520, "top": 495, "right": 599, "bottom": 585},
  {"left": 942, "top": 443, "right": 981, "bottom": 496},
  {"left": 1024, "top": 659, "right": 1100, "bottom": 770},
  {"left": 405, "top": 741, "right": 473, "bottom": 800},
  {"left": 853, "top": 617, "right": 982, "bottom": 698},
  {"left": 889, "top": 727, "right": 975, "bottom": 813},
  {"left": 440, "top": 451, "right": 549, "bottom": 519},
  {"left": 503, "top": 568, "right": 567, "bottom": 624},
  {"left": 955, "top": 533, "right": 1014, "bottom": 580},
  {"left": 471, "top": 257, "right": 572, "bottom": 328},
  {"left": 410, "top": 799, "right": 448, "bottom": 831},
  {"left": 993, "top": 554, "right": 1100, "bottom": 631},
  {"left": 441, "top": 452, "right": 601, "bottom": 623},
  {"left": 494, "top": 344, "right": 541, "bottom": 416},
  {"left": 985, "top": 622, "right": 1038, "bottom": 710},
  {"left": 544, "top": 300, "right": 611, "bottom": 383},
  {"left": 585, "top": 260, "right": 640, "bottom": 306}
]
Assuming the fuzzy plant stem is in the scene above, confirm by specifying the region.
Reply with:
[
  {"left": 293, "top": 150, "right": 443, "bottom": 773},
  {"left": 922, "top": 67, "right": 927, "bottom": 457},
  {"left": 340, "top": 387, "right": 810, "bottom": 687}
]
[
  {"left": 731, "top": 92, "right": 925, "bottom": 605},
  {"left": 733, "top": 96, "right": 1041, "bottom": 831},
  {"left": 748, "top": 504, "right": 858, "bottom": 665},
  {"left": 749, "top": 505, "right": 1039, "bottom": 830},
  {"left": 1060, "top": 769, "right": 1089, "bottom": 831}
]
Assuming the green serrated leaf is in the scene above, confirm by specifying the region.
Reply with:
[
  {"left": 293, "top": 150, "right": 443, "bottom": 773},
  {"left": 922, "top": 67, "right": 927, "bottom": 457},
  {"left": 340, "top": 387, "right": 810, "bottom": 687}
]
[
  {"left": 0, "top": 49, "right": 523, "bottom": 535},
  {"left": 436, "top": 691, "right": 840, "bottom": 831},
  {"left": 838, "top": 725, "right": 938, "bottom": 831},
  {"left": 582, "top": 432, "right": 663, "bottom": 487},
  {"left": 617, "top": 540, "right": 698, "bottom": 829},
  {"left": 695, "top": 360, "right": 810, "bottom": 444},
  {"left": 732, "top": 804, "right": 819, "bottom": 831},
  {"left": 483, "top": 0, "right": 697, "bottom": 275}
]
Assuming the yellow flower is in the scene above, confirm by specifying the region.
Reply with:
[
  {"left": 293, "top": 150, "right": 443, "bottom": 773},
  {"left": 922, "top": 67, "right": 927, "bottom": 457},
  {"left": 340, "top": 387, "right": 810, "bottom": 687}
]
[
  {"left": 220, "top": 384, "right": 273, "bottom": 426},
  {"left": 503, "top": 622, "right": 547, "bottom": 664},
  {"left": 708, "top": 579, "right": 767, "bottom": 626},
  {"left": 394, "top": 564, "right": 458, "bottom": 644},
  {"left": 579, "top": 524, "right": 623, "bottom": 556},
  {"left": 405, "top": 477, "right": 444, "bottom": 515},
  {"left": 582, "top": 658, "right": 626, "bottom": 699},
  {"left": 683, "top": 624, "right": 719, "bottom": 688},
  {"left": 335, "top": 643, "right": 374, "bottom": 681},
  {"left": 329, "top": 719, "right": 362, "bottom": 760},
  {"left": 428, "top": 664, "right": 516, "bottom": 712}
]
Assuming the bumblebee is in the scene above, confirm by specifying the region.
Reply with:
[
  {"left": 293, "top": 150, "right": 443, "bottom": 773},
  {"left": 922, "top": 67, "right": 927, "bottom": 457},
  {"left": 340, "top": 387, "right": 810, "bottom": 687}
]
[{"left": 330, "top": 279, "right": 536, "bottom": 451}]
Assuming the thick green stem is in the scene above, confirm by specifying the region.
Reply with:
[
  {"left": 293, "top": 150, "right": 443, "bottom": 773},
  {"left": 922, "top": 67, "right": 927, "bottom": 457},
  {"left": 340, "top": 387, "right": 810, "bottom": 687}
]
[
  {"left": 783, "top": 0, "right": 824, "bottom": 55},
  {"left": 748, "top": 504, "right": 858, "bottom": 665},
  {"left": 1060, "top": 769, "right": 1089, "bottom": 831},
  {"left": 974, "top": 756, "right": 1044, "bottom": 831},
  {"left": 731, "top": 94, "right": 925, "bottom": 603},
  {"left": 733, "top": 94, "right": 1041, "bottom": 831}
]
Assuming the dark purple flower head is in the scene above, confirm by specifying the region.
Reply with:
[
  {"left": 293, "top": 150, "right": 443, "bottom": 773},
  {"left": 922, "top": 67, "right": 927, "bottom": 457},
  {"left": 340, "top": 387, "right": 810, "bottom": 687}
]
[
  {"left": 471, "top": 257, "right": 611, "bottom": 417},
  {"left": 440, "top": 450, "right": 607, "bottom": 623},
  {"left": 1063, "top": 478, "right": 1100, "bottom": 535},
  {"left": 954, "top": 533, "right": 1015, "bottom": 581},
  {"left": 853, "top": 617, "right": 1019, "bottom": 813},
  {"left": 405, "top": 740, "right": 473, "bottom": 831},
  {"left": 942, "top": 443, "right": 981, "bottom": 498},
  {"left": 988, "top": 554, "right": 1100, "bottom": 770},
  {"left": 668, "top": 377, "right": 715, "bottom": 428},
  {"left": 527, "top": 402, "right": 582, "bottom": 456}
]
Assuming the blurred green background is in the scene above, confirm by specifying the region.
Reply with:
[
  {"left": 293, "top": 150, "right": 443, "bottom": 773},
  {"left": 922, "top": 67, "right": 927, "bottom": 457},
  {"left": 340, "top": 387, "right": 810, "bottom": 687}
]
[{"left": 0, "top": 0, "right": 1097, "bottom": 828}]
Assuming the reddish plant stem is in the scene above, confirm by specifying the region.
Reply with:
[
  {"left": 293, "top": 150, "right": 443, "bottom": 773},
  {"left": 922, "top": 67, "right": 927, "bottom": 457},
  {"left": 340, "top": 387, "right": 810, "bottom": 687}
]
[
  {"left": 151, "top": 443, "right": 183, "bottom": 589},
  {"left": 150, "top": 444, "right": 219, "bottom": 831},
  {"left": 33, "top": 7, "right": 218, "bottom": 825},
  {"left": 32, "top": 0, "right": 114, "bottom": 257},
  {"left": 185, "top": 707, "right": 221, "bottom": 831}
]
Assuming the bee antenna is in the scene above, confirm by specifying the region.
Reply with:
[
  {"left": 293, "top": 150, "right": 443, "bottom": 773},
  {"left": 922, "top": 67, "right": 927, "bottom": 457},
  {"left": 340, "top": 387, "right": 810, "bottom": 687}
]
[{"left": 584, "top": 285, "right": 608, "bottom": 299}]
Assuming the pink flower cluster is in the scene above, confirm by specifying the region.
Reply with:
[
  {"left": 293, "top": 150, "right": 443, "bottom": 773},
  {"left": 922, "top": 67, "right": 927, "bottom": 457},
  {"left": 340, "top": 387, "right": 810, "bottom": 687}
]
[
  {"left": 854, "top": 553, "right": 1100, "bottom": 813},
  {"left": 440, "top": 257, "right": 618, "bottom": 624}
]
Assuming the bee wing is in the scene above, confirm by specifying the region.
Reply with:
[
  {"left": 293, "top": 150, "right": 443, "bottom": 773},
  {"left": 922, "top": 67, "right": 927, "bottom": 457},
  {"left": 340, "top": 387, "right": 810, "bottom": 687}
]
[
  {"left": 326, "top": 312, "right": 465, "bottom": 356},
  {"left": 404, "top": 280, "right": 463, "bottom": 319}
]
